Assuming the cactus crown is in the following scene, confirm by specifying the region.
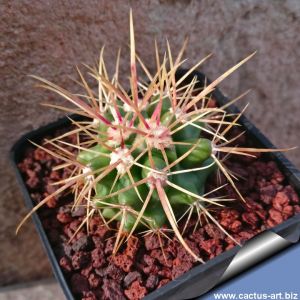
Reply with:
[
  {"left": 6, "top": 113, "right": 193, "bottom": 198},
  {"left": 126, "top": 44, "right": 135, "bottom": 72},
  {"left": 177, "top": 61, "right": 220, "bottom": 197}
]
[{"left": 18, "top": 11, "right": 292, "bottom": 262}]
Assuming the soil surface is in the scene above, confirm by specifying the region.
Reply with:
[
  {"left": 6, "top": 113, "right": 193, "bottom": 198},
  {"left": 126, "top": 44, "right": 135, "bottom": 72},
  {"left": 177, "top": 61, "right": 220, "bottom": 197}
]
[{"left": 18, "top": 128, "right": 300, "bottom": 300}]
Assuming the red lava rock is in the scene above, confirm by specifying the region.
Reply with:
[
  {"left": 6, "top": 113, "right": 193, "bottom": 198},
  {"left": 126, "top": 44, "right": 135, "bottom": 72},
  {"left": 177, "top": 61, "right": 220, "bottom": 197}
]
[
  {"left": 102, "top": 278, "right": 125, "bottom": 300},
  {"left": 282, "top": 205, "right": 294, "bottom": 219},
  {"left": 24, "top": 166, "right": 40, "bottom": 189},
  {"left": 273, "top": 191, "right": 290, "bottom": 211},
  {"left": 143, "top": 254, "right": 156, "bottom": 266},
  {"left": 104, "top": 264, "right": 125, "bottom": 281},
  {"left": 266, "top": 218, "right": 277, "bottom": 228},
  {"left": 172, "top": 257, "right": 193, "bottom": 279},
  {"left": 49, "top": 170, "right": 60, "bottom": 180},
  {"left": 219, "top": 209, "right": 239, "bottom": 229},
  {"left": 89, "top": 217, "right": 109, "bottom": 238},
  {"left": 26, "top": 176, "right": 40, "bottom": 189},
  {"left": 81, "top": 264, "right": 93, "bottom": 278},
  {"left": 257, "top": 178, "right": 267, "bottom": 189},
  {"left": 176, "top": 240, "right": 199, "bottom": 263},
  {"left": 189, "top": 230, "right": 206, "bottom": 244},
  {"left": 269, "top": 208, "right": 284, "bottom": 225},
  {"left": 225, "top": 243, "right": 235, "bottom": 251},
  {"left": 158, "top": 267, "right": 172, "bottom": 279},
  {"left": 76, "top": 231, "right": 87, "bottom": 241},
  {"left": 72, "top": 251, "right": 91, "bottom": 270},
  {"left": 157, "top": 278, "right": 170, "bottom": 289},
  {"left": 145, "top": 274, "right": 159, "bottom": 290},
  {"left": 124, "top": 280, "right": 147, "bottom": 300},
  {"left": 104, "top": 238, "right": 115, "bottom": 255},
  {"left": 235, "top": 230, "right": 256, "bottom": 244},
  {"left": 70, "top": 273, "right": 89, "bottom": 295},
  {"left": 33, "top": 147, "right": 50, "bottom": 161},
  {"left": 59, "top": 256, "right": 72, "bottom": 273},
  {"left": 142, "top": 263, "right": 161, "bottom": 275},
  {"left": 72, "top": 206, "right": 86, "bottom": 217},
  {"left": 88, "top": 273, "right": 102, "bottom": 288},
  {"left": 274, "top": 183, "right": 284, "bottom": 192},
  {"left": 162, "top": 239, "right": 177, "bottom": 258},
  {"left": 18, "top": 158, "right": 31, "bottom": 172},
  {"left": 199, "top": 239, "right": 223, "bottom": 259},
  {"left": 94, "top": 267, "right": 106, "bottom": 277},
  {"left": 125, "top": 237, "right": 140, "bottom": 258},
  {"left": 204, "top": 224, "right": 225, "bottom": 240},
  {"left": 123, "top": 271, "right": 142, "bottom": 288},
  {"left": 294, "top": 205, "right": 300, "bottom": 214},
  {"left": 63, "top": 225, "right": 74, "bottom": 240},
  {"left": 265, "top": 161, "right": 279, "bottom": 178},
  {"left": 63, "top": 243, "right": 73, "bottom": 258},
  {"left": 271, "top": 169, "right": 285, "bottom": 183},
  {"left": 69, "top": 219, "right": 82, "bottom": 232},
  {"left": 244, "top": 198, "right": 258, "bottom": 209},
  {"left": 284, "top": 185, "right": 299, "bottom": 204},
  {"left": 45, "top": 179, "right": 58, "bottom": 192},
  {"left": 81, "top": 291, "right": 97, "bottom": 300},
  {"left": 92, "top": 236, "right": 104, "bottom": 249},
  {"left": 186, "top": 240, "right": 200, "bottom": 261},
  {"left": 144, "top": 234, "right": 161, "bottom": 251},
  {"left": 260, "top": 185, "right": 277, "bottom": 205},
  {"left": 150, "top": 249, "right": 172, "bottom": 267},
  {"left": 89, "top": 219, "right": 100, "bottom": 232},
  {"left": 242, "top": 212, "right": 259, "bottom": 229},
  {"left": 228, "top": 220, "right": 242, "bottom": 233},
  {"left": 245, "top": 199, "right": 267, "bottom": 221},
  {"left": 44, "top": 194, "right": 59, "bottom": 208},
  {"left": 112, "top": 254, "right": 134, "bottom": 273},
  {"left": 72, "top": 235, "right": 93, "bottom": 252},
  {"left": 91, "top": 248, "right": 106, "bottom": 268},
  {"left": 255, "top": 209, "right": 267, "bottom": 222},
  {"left": 57, "top": 206, "right": 73, "bottom": 224}
]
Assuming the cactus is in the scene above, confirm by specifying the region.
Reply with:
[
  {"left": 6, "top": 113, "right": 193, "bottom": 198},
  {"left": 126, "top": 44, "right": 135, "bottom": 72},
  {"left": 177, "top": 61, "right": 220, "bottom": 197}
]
[{"left": 17, "top": 11, "right": 293, "bottom": 262}]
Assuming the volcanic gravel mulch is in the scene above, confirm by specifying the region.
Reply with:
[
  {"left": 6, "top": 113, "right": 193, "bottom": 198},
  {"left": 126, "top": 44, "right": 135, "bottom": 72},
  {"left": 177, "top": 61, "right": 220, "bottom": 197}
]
[{"left": 18, "top": 129, "right": 300, "bottom": 300}]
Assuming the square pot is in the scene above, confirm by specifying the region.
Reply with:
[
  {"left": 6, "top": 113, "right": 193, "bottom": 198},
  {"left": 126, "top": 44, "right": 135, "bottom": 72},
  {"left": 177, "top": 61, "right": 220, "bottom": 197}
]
[{"left": 10, "top": 69, "right": 300, "bottom": 300}]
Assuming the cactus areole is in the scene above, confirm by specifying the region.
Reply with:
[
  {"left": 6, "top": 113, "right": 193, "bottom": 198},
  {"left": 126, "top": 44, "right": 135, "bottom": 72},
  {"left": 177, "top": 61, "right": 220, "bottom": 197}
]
[{"left": 18, "top": 11, "right": 292, "bottom": 262}]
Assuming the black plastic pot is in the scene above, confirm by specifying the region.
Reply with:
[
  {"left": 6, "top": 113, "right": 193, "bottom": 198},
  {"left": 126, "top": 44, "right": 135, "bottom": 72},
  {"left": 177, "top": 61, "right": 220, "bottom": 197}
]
[{"left": 11, "top": 69, "right": 300, "bottom": 300}]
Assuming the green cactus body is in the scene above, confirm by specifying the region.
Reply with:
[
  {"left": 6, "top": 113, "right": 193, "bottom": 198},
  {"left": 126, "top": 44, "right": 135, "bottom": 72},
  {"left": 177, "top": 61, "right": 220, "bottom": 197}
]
[
  {"left": 147, "top": 95, "right": 171, "bottom": 116},
  {"left": 196, "top": 157, "right": 218, "bottom": 195},
  {"left": 167, "top": 188, "right": 194, "bottom": 206},
  {"left": 141, "top": 155, "right": 166, "bottom": 179},
  {"left": 123, "top": 212, "right": 137, "bottom": 232},
  {"left": 102, "top": 207, "right": 118, "bottom": 219},
  {"left": 76, "top": 118, "right": 216, "bottom": 232},
  {"left": 77, "top": 144, "right": 110, "bottom": 168},
  {"left": 160, "top": 111, "right": 175, "bottom": 127},
  {"left": 175, "top": 138, "right": 212, "bottom": 168},
  {"left": 172, "top": 124, "right": 201, "bottom": 142},
  {"left": 117, "top": 174, "right": 147, "bottom": 208},
  {"left": 144, "top": 202, "right": 167, "bottom": 229}
]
